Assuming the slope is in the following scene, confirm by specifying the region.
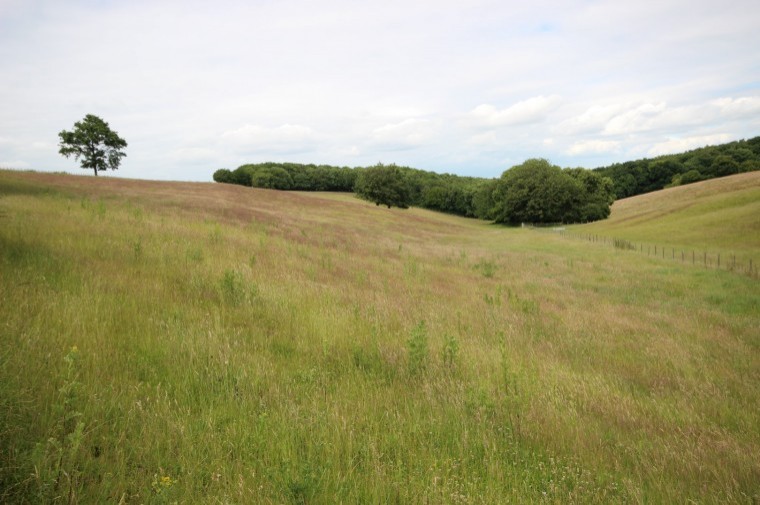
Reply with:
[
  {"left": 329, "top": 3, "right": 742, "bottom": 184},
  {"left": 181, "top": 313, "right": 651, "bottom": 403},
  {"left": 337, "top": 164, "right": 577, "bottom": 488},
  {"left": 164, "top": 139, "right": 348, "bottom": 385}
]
[
  {"left": 0, "top": 169, "right": 758, "bottom": 504},
  {"left": 574, "top": 171, "right": 760, "bottom": 258}
]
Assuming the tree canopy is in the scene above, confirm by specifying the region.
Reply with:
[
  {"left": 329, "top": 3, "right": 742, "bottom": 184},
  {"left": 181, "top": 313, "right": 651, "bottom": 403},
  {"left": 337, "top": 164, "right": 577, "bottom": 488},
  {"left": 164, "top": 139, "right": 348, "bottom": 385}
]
[
  {"left": 491, "top": 159, "right": 580, "bottom": 225},
  {"left": 354, "top": 164, "right": 411, "bottom": 209},
  {"left": 58, "top": 114, "right": 127, "bottom": 176}
]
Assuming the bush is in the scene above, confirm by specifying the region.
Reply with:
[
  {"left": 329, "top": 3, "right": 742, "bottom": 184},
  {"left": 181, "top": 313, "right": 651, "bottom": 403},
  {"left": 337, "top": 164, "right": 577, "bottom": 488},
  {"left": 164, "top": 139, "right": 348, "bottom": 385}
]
[
  {"left": 213, "top": 168, "right": 233, "bottom": 183},
  {"left": 679, "top": 169, "right": 703, "bottom": 185}
]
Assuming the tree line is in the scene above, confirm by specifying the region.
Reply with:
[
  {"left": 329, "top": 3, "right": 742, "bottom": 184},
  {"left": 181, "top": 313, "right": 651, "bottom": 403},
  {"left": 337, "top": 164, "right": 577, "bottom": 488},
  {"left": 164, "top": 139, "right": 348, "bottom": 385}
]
[
  {"left": 213, "top": 163, "right": 357, "bottom": 192},
  {"left": 213, "top": 160, "right": 614, "bottom": 225},
  {"left": 212, "top": 136, "right": 759, "bottom": 225},
  {"left": 593, "top": 136, "right": 760, "bottom": 199}
]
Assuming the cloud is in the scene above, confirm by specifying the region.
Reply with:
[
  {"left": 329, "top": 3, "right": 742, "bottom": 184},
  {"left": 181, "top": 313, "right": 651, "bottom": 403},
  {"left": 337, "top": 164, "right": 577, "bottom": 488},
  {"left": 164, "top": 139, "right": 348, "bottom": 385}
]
[
  {"left": 0, "top": 160, "right": 30, "bottom": 169},
  {"left": 602, "top": 102, "right": 669, "bottom": 135},
  {"left": 711, "top": 96, "right": 760, "bottom": 119},
  {"left": 599, "top": 96, "right": 760, "bottom": 136},
  {"left": 370, "top": 118, "right": 435, "bottom": 151},
  {"left": 467, "top": 131, "right": 499, "bottom": 146},
  {"left": 335, "top": 145, "right": 361, "bottom": 157},
  {"left": 555, "top": 104, "right": 625, "bottom": 135},
  {"left": 220, "top": 124, "right": 317, "bottom": 154},
  {"left": 170, "top": 147, "right": 217, "bottom": 163},
  {"left": 469, "top": 95, "right": 562, "bottom": 127},
  {"left": 565, "top": 140, "right": 621, "bottom": 156},
  {"left": 647, "top": 134, "right": 732, "bottom": 156}
]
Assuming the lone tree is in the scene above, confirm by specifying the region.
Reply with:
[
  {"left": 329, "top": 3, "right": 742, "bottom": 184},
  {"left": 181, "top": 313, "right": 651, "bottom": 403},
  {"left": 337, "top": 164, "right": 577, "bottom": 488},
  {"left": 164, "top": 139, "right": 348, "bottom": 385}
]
[
  {"left": 58, "top": 114, "right": 127, "bottom": 176},
  {"left": 355, "top": 163, "right": 410, "bottom": 209}
]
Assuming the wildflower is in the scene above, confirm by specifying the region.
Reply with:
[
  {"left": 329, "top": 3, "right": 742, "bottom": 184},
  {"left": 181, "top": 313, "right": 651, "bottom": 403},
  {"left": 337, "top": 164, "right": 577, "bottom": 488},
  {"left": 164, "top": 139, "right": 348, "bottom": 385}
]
[{"left": 152, "top": 473, "right": 177, "bottom": 494}]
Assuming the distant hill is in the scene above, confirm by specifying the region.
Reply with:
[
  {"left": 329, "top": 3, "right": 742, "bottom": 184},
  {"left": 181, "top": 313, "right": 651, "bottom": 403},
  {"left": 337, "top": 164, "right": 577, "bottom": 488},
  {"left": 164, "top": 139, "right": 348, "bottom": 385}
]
[
  {"left": 575, "top": 171, "right": 760, "bottom": 260},
  {"left": 593, "top": 136, "right": 760, "bottom": 199}
]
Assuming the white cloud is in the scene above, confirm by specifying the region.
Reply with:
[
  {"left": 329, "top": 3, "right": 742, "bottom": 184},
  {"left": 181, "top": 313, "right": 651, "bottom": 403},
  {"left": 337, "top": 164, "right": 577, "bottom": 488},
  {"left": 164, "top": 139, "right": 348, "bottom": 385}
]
[
  {"left": 598, "top": 96, "right": 760, "bottom": 136},
  {"left": 370, "top": 118, "right": 436, "bottom": 151},
  {"left": 555, "top": 104, "right": 625, "bottom": 135},
  {"left": 335, "top": 145, "right": 361, "bottom": 157},
  {"left": 711, "top": 96, "right": 760, "bottom": 119},
  {"left": 171, "top": 147, "right": 217, "bottom": 163},
  {"left": 467, "top": 131, "right": 499, "bottom": 146},
  {"left": 469, "top": 95, "right": 562, "bottom": 127},
  {"left": 0, "top": 160, "right": 30, "bottom": 169},
  {"left": 647, "top": 134, "right": 732, "bottom": 156},
  {"left": 565, "top": 140, "right": 620, "bottom": 156},
  {"left": 602, "top": 102, "right": 669, "bottom": 135},
  {"left": 220, "top": 124, "right": 317, "bottom": 154}
]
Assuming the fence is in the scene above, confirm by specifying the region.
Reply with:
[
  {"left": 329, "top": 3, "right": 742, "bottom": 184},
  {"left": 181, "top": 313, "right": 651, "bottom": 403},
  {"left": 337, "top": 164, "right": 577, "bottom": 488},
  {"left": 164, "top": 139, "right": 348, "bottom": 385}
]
[{"left": 548, "top": 229, "right": 758, "bottom": 279}]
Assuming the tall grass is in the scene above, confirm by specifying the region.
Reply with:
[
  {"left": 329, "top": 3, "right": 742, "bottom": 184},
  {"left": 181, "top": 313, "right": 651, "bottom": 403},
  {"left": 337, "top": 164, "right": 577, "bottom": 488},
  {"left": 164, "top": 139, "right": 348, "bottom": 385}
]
[{"left": 1, "top": 170, "right": 758, "bottom": 503}]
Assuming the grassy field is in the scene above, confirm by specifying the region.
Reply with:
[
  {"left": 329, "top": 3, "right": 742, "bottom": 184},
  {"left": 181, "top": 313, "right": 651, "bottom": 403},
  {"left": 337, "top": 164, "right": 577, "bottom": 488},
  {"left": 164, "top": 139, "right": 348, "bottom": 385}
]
[
  {"left": 0, "top": 169, "right": 758, "bottom": 504},
  {"left": 575, "top": 172, "right": 760, "bottom": 268}
]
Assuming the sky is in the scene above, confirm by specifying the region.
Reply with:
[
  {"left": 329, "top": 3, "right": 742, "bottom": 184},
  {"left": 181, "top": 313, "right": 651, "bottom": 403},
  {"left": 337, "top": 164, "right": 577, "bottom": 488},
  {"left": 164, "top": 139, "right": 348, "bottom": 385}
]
[{"left": 1, "top": 0, "right": 759, "bottom": 181}]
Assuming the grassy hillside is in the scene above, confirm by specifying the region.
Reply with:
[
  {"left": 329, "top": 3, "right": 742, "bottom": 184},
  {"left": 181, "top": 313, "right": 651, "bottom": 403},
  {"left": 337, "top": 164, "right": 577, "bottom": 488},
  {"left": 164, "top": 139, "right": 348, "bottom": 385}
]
[
  {"left": 1, "top": 170, "right": 758, "bottom": 504},
  {"left": 574, "top": 171, "right": 760, "bottom": 261}
]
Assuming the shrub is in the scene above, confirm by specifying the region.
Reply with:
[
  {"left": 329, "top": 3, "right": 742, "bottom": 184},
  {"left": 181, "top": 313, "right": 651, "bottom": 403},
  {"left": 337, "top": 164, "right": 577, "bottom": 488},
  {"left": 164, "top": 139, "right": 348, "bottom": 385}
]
[{"left": 212, "top": 168, "right": 233, "bottom": 183}]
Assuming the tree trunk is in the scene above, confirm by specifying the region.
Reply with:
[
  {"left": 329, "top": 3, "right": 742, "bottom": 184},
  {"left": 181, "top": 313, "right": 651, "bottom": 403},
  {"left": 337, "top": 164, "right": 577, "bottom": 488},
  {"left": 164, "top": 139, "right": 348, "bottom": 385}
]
[{"left": 93, "top": 167, "right": 98, "bottom": 176}]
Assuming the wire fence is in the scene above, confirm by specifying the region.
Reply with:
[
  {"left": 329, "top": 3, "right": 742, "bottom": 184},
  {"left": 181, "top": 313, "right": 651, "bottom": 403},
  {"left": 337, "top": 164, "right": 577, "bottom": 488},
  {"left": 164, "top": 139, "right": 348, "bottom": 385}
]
[{"left": 541, "top": 228, "right": 758, "bottom": 279}]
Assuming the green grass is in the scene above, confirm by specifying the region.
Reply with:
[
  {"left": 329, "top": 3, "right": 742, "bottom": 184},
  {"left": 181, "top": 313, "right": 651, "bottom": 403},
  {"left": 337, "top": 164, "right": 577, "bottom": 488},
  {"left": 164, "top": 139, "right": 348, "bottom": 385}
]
[
  {"left": 574, "top": 172, "right": 760, "bottom": 262},
  {"left": 1, "top": 170, "right": 758, "bottom": 503}
]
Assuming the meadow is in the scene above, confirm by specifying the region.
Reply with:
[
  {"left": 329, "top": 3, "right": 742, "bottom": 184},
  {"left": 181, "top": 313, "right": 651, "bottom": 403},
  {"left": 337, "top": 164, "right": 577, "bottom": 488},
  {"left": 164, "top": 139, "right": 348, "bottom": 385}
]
[
  {"left": 0, "top": 169, "right": 758, "bottom": 503},
  {"left": 576, "top": 171, "right": 760, "bottom": 266}
]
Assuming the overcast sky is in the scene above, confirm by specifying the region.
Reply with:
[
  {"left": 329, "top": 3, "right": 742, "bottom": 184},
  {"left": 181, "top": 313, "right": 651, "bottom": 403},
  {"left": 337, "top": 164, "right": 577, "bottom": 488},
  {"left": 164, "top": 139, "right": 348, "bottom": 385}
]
[{"left": 1, "top": 0, "right": 759, "bottom": 181}]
